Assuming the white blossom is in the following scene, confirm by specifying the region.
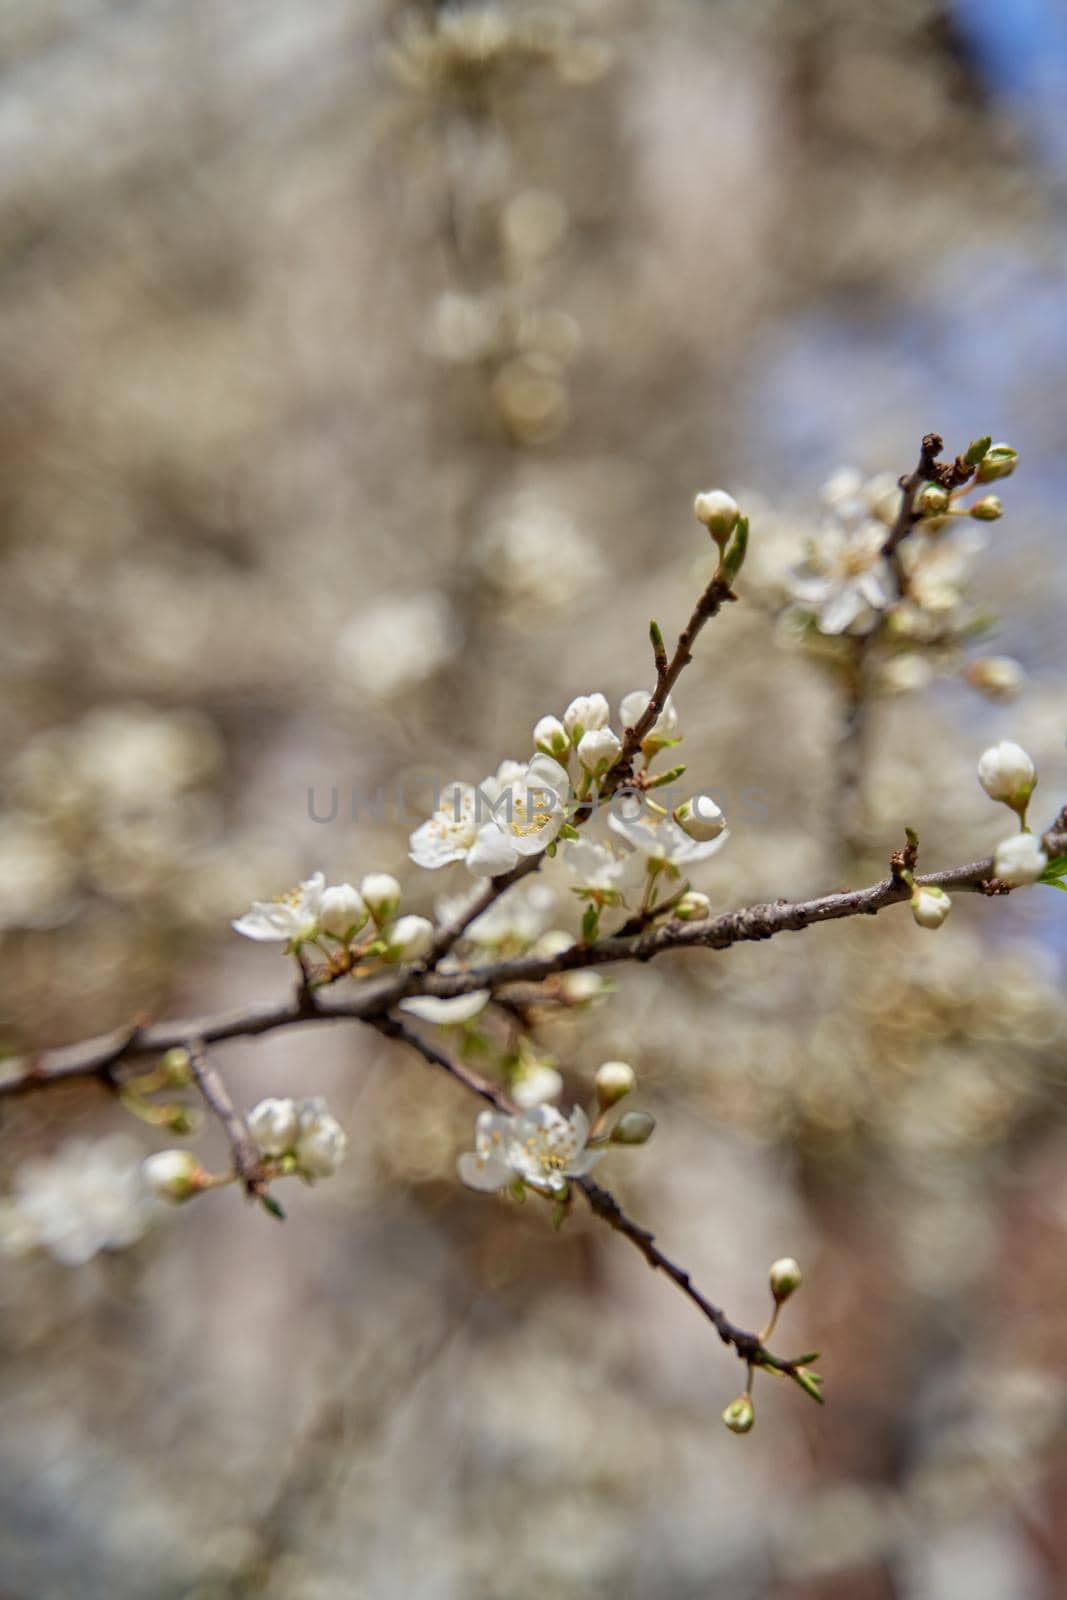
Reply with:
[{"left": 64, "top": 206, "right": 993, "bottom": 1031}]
[
  {"left": 463, "top": 755, "right": 571, "bottom": 877},
  {"left": 3, "top": 1137, "right": 156, "bottom": 1265},
  {"left": 409, "top": 781, "right": 486, "bottom": 870},
  {"left": 609, "top": 799, "right": 729, "bottom": 867},
  {"left": 769, "top": 1257, "right": 803, "bottom": 1302},
  {"left": 384, "top": 914, "right": 435, "bottom": 960},
  {"left": 673, "top": 795, "right": 725, "bottom": 842},
  {"left": 410, "top": 758, "right": 569, "bottom": 879},
  {"left": 675, "top": 889, "right": 711, "bottom": 920},
  {"left": 559, "top": 969, "right": 608, "bottom": 1004},
  {"left": 335, "top": 591, "right": 457, "bottom": 700},
  {"left": 457, "top": 1104, "right": 602, "bottom": 1196},
  {"left": 232, "top": 872, "right": 326, "bottom": 944},
  {"left": 142, "top": 1149, "right": 202, "bottom": 1204},
  {"left": 438, "top": 879, "right": 558, "bottom": 948},
  {"left": 562, "top": 693, "right": 610, "bottom": 740},
  {"left": 318, "top": 883, "right": 368, "bottom": 939},
  {"left": 595, "top": 1060, "right": 635, "bottom": 1107},
  {"left": 693, "top": 489, "right": 740, "bottom": 537},
  {"left": 361, "top": 872, "right": 402, "bottom": 924},
  {"left": 618, "top": 690, "right": 678, "bottom": 741},
  {"left": 533, "top": 715, "right": 570, "bottom": 758},
  {"left": 993, "top": 833, "right": 1048, "bottom": 887},
  {"left": 562, "top": 839, "right": 644, "bottom": 904},
  {"left": 248, "top": 1097, "right": 302, "bottom": 1157},
  {"left": 474, "top": 493, "right": 604, "bottom": 613},
  {"left": 789, "top": 522, "right": 893, "bottom": 635},
  {"left": 899, "top": 527, "right": 983, "bottom": 617},
  {"left": 294, "top": 1098, "right": 348, "bottom": 1178},
  {"left": 978, "top": 741, "right": 1036, "bottom": 808},
  {"left": 576, "top": 726, "right": 622, "bottom": 775},
  {"left": 911, "top": 885, "right": 952, "bottom": 930},
  {"left": 399, "top": 990, "right": 490, "bottom": 1024},
  {"left": 511, "top": 1059, "right": 564, "bottom": 1108},
  {"left": 965, "top": 656, "right": 1024, "bottom": 699}
]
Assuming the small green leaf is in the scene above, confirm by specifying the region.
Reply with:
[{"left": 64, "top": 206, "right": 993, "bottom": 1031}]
[
  {"left": 964, "top": 434, "right": 992, "bottom": 466},
  {"left": 646, "top": 763, "right": 687, "bottom": 790},
  {"left": 581, "top": 903, "right": 601, "bottom": 943},
  {"left": 558, "top": 822, "right": 580, "bottom": 842},
  {"left": 793, "top": 1368, "right": 825, "bottom": 1404},
  {"left": 1041, "top": 854, "right": 1067, "bottom": 879},
  {"left": 259, "top": 1192, "right": 287, "bottom": 1222}
]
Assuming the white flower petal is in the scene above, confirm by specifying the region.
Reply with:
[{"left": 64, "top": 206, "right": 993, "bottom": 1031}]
[
  {"left": 465, "top": 823, "right": 521, "bottom": 878},
  {"left": 399, "top": 991, "right": 490, "bottom": 1024}
]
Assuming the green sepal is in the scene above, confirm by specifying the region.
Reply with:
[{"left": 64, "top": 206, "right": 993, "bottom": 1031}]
[{"left": 722, "top": 515, "right": 749, "bottom": 580}]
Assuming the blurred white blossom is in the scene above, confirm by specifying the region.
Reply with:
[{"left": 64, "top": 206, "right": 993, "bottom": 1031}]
[
  {"left": 2, "top": 1136, "right": 156, "bottom": 1266},
  {"left": 335, "top": 591, "right": 458, "bottom": 699},
  {"left": 458, "top": 1104, "right": 601, "bottom": 1196}
]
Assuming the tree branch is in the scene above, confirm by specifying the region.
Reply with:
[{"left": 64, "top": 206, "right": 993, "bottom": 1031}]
[{"left": 0, "top": 846, "right": 1025, "bottom": 1098}]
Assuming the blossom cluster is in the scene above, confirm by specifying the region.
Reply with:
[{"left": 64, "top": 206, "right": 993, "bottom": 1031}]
[
  {"left": 407, "top": 688, "right": 728, "bottom": 896},
  {"left": 233, "top": 870, "right": 433, "bottom": 963},
  {"left": 458, "top": 1060, "right": 651, "bottom": 1199},
  {"left": 777, "top": 443, "right": 1024, "bottom": 698}
]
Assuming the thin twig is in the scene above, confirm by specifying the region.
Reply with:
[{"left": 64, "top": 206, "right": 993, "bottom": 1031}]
[
  {"left": 373, "top": 1014, "right": 511, "bottom": 1111},
  {"left": 186, "top": 1039, "right": 269, "bottom": 1198},
  {"left": 606, "top": 569, "right": 738, "bottom": 794},
  {"left": 575, "top": 1177, "right": 807, "bottom": 1377},
  {"left": 377, "top": 1012, "right": 803, "bottom": 1380}
]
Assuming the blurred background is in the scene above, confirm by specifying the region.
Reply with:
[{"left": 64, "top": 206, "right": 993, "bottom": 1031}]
[{"left": 2, "top": 1, "right": 1067, "bottom": 1596}]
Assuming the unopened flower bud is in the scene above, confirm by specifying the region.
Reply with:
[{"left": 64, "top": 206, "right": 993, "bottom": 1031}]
[
  {"left": 970, "top": 494, "right": 1003, "bottom": 522},
  {"left": 384, "top": 914, "right": 434, "bottom": 961},
  {"left": 162, "top": 1047, "right": 193, "bottom": 1087},
  {"left": 559, "top": 969, "right": 607, "bottom": 1004},
  {"left": 577, "top": 726, "right": 622, "bottom": 775},
  {"left": 563, "top": 694, "right": 610, "bottom": 742},
  {"left": 248, "top": 1096, "right": 300, "bottom": 1157},
  {"left": 722, "top": 1394, "right": 755, "bottom": 1435},
  {"left": 769, "top": 1257, "right": 802, "bottom": 1303},
  {"left": 675, "top": 889, "right": 711, "bottom": 921},
  {"left": 618, "top": 690, "right": 678, "bottom": 743},
  {"left": 975, "top": 442, "right": 1018, "bottom": 482},
  {"left": 142, "top": 1149, "right": 202, "bottom": 1204},
  {"left": 673, "top": 795, "right": 725, "bottom": 842},
  {"left": 534, "top": 715, "right": 570, "bottom": 758},
  {"left": 610, "top": 1109, "right": 655, "bottom": 1145},
  {"left": 164, "top": 1105, "right": 200, "bottom": 1135},
  {"left": 360, "top": 872, "right": 401, "bottom": 924},
  {"left": 916, "top": 482, "right": 949, "bottom": 517},
  {"left": 910, "top": 884, "right": 951, "bottom": 930},
  {"left": 993, "top": 832, "right": 1048, "bottom": 887},
  {"left": 294, "top": 1098, "right": 348, "bottom": 1178},
  {"left": 964, "top": 656, "right": 1024, "bottom": 699},
  {"left": 693, "top": 488, "right": 740, "bottom": 541},
  {"left": 318, "top": 883, "right": 368, "bottom": 940},
  {"left": 595, "top": 1060, "right": 636, "bottom": 1109},
  {"left": 977, "top": 741, "right": 1036, "bottom": 812}
]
